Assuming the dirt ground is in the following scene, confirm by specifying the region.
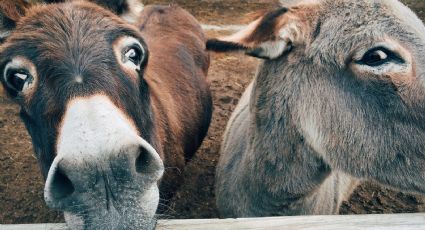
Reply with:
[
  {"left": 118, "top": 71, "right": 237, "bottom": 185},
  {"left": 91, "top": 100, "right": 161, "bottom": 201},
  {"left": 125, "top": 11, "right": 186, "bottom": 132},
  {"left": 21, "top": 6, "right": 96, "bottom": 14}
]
[{"left": 1, "top": 0, "right": 425, "bottom": 225}]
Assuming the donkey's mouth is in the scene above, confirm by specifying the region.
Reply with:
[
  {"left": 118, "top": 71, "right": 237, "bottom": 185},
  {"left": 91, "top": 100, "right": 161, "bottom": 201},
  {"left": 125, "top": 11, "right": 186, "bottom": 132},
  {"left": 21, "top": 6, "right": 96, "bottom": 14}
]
[{"left": 62, "top": 184, "right": 160, "bottom": 230}]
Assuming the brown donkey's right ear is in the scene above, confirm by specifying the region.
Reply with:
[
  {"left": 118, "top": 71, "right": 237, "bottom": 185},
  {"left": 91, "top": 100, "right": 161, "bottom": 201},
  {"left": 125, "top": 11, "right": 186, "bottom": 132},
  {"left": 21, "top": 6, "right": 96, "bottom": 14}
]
[
  {"left": 0, "top": 0, "right": 30, "bottom": 42},
  {"left": 85, "top": 0, "right": 144, "bottom": 22},
  {"left": 206, "top": 6, "right": 315, "bottom": 60}
]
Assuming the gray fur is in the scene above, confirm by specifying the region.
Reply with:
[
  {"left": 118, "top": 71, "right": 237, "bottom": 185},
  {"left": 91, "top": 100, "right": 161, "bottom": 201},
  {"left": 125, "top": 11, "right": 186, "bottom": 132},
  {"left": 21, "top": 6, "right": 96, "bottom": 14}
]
[{"left": 215, "top": 0, "right": 425, "bottom": 217}]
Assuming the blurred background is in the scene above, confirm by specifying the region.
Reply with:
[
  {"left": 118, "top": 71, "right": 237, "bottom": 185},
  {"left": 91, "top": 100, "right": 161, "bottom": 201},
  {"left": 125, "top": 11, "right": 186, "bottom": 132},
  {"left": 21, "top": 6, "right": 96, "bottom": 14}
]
[{"left": 1, "top": 0, "right": 425, "bottom": 224}]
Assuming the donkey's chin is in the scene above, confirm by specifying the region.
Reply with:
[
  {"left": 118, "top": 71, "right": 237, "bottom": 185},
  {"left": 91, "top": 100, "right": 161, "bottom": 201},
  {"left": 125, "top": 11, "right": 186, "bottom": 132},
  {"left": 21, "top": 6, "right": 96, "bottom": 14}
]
[{"left": 63, "top": 186, "right": 159, "bottom": 230}]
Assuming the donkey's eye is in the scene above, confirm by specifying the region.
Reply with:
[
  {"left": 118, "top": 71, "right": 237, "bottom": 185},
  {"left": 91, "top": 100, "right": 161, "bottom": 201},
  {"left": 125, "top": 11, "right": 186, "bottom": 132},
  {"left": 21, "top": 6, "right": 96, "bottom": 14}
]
[
  {"left": 124, "top": 46, "right": 143, "bottom": 66},
  {"left": 115, "top": 37, "right": 147, "bottom": 72},
  {"left": 358, "top": 47, "right": 404, "bottom": 67},
  {"left": 5, "top": 69, "right": 33, "bottom": 92}
]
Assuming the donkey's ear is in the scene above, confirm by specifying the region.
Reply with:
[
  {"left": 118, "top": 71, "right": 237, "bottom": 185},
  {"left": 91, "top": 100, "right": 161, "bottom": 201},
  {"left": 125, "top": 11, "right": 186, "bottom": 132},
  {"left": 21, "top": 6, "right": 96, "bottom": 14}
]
[
  {"left": 0, "top": 0, "right": 29, "bottom": 42},
  {"left": 87, "top": 0, "right": 144, "bottom": 22},
  {"left": 117, "top": 0, "right": 144, "bottom": 23},
  {"left": 206, "top": 6, "right": 312, "bottom": 59}
]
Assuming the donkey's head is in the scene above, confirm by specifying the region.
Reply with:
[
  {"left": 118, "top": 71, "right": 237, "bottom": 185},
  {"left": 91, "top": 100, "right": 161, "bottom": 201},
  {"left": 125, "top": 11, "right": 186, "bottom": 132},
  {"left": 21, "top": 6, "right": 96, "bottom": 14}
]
[
  {"left": 208, "top": 0, "right": 425, "bottom": 194},
  {"left": 1, "top": 2, "right": 163, "bottom": 229}
]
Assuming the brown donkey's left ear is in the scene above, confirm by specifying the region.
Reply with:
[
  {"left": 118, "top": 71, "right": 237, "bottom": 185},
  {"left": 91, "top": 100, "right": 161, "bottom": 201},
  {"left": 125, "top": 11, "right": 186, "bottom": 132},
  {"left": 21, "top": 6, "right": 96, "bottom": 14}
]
[
  {"left": 0, "top": 0, "right": 29, "bottom": 21},
  {"left": 206, "top": 6, "right": 315, "bottom": 59},
  {"left": 0, "top": 0, "right": 30, "bottom": 42}
]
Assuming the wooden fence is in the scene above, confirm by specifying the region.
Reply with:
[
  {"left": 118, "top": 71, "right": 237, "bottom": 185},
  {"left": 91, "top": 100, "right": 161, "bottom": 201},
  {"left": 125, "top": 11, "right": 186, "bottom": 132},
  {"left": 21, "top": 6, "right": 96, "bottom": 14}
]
[{"left": 1, "top": 213, "right": 424, "bottom": 230}]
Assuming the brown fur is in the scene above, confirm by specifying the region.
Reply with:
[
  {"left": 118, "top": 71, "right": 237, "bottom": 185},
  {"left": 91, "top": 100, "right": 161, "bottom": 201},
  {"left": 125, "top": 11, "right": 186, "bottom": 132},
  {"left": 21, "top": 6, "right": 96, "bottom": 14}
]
[
  {"left": 0, "top": 0, "right": 29, "bottom": 22},
  {"left": 136, "top": 5, "right": 212, "bottom": 198},
  {"left": 0, "top": 0, "right": 29, "bottom": 43}
]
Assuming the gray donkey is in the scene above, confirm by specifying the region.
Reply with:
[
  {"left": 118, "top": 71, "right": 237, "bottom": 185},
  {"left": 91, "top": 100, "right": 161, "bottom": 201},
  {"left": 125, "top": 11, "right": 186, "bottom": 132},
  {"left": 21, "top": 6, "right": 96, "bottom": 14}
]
[{"left": 207, "top": 0, "right": 425, "bottom": 217}]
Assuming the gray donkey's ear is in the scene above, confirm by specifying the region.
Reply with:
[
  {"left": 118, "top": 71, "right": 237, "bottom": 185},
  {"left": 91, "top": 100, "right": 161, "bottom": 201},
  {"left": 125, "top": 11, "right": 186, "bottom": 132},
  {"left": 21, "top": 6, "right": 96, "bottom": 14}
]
[{"left": 206, "top": 6, "right": 314, "bottom": 59}]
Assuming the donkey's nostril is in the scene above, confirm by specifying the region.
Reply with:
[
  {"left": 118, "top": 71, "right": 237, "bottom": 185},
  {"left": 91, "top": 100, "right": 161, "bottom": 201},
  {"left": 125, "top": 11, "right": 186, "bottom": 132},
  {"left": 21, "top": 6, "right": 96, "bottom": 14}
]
[
  {"left": 135, "top": 148, "right": 154, "bottom": 174},
  {"left": 50, "top": 169, "right": 75, "bottom": 200}
]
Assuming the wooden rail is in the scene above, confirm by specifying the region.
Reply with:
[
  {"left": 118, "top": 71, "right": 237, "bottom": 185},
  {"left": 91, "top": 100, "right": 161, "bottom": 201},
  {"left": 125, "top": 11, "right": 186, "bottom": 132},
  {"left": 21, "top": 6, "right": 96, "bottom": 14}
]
[{"left": 1, "top": 213, "right": 424, "bottom": 230}]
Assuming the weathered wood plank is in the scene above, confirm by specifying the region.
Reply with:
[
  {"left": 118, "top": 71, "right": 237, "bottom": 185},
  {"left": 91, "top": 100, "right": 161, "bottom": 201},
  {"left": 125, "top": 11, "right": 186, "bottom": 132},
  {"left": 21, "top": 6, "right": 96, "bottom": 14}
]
[
  {"left": 1, "top": 213, "right": 424, "bottom": 230},
  {"left": 158, "top": 214, "right": 425, "bottom": 230},
  {"left": 0, "top": 223, "right": 68, "bottom": 230}
]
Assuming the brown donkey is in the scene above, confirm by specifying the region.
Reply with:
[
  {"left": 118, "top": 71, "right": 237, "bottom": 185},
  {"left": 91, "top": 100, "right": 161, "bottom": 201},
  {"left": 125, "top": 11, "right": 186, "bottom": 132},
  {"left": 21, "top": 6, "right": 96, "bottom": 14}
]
[
  {"left": 0, "top": 2, "right": 211, "bottom": 229},
  {"left": 208, "top": 0, "right": 425, "bottom": 217}
]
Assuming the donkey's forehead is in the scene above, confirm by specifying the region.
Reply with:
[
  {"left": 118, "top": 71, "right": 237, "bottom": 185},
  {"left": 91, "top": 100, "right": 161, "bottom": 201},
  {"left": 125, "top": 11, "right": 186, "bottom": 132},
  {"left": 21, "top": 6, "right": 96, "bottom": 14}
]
[
  {"left": 381, "top": 0, "right": 425, "bottom": 36},
  {"left": 10, "top": 2, "right": 134, "bottom": 48},
  {"left": 279, "top": 0, "right": 425, "bottom": 42},
  {"left": 319, "top": 0, "right": 423, "bottom": 24},
  {"left": 2, "top": 2, "right": 140, "bottom": 71},
  {"left": 291, "top": 0, "right": 422, "bottom": 25},
  {"left": 307, "top": 0, "right": 425, "bottom": 46}
]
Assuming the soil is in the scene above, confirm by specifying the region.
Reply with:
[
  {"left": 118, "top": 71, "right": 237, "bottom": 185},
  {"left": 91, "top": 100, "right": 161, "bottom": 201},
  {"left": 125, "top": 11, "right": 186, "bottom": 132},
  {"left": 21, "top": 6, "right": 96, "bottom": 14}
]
[{"left": 1, "top": 0, "right": 425, "bottom": 225}]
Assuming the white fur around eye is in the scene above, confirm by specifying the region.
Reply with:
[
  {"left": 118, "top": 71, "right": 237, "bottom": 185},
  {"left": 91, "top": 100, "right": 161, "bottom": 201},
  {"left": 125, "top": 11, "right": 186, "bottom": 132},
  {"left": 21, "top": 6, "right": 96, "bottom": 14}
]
[{"left": 357, "top": 62, "right": 409, "bottom": 76}]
